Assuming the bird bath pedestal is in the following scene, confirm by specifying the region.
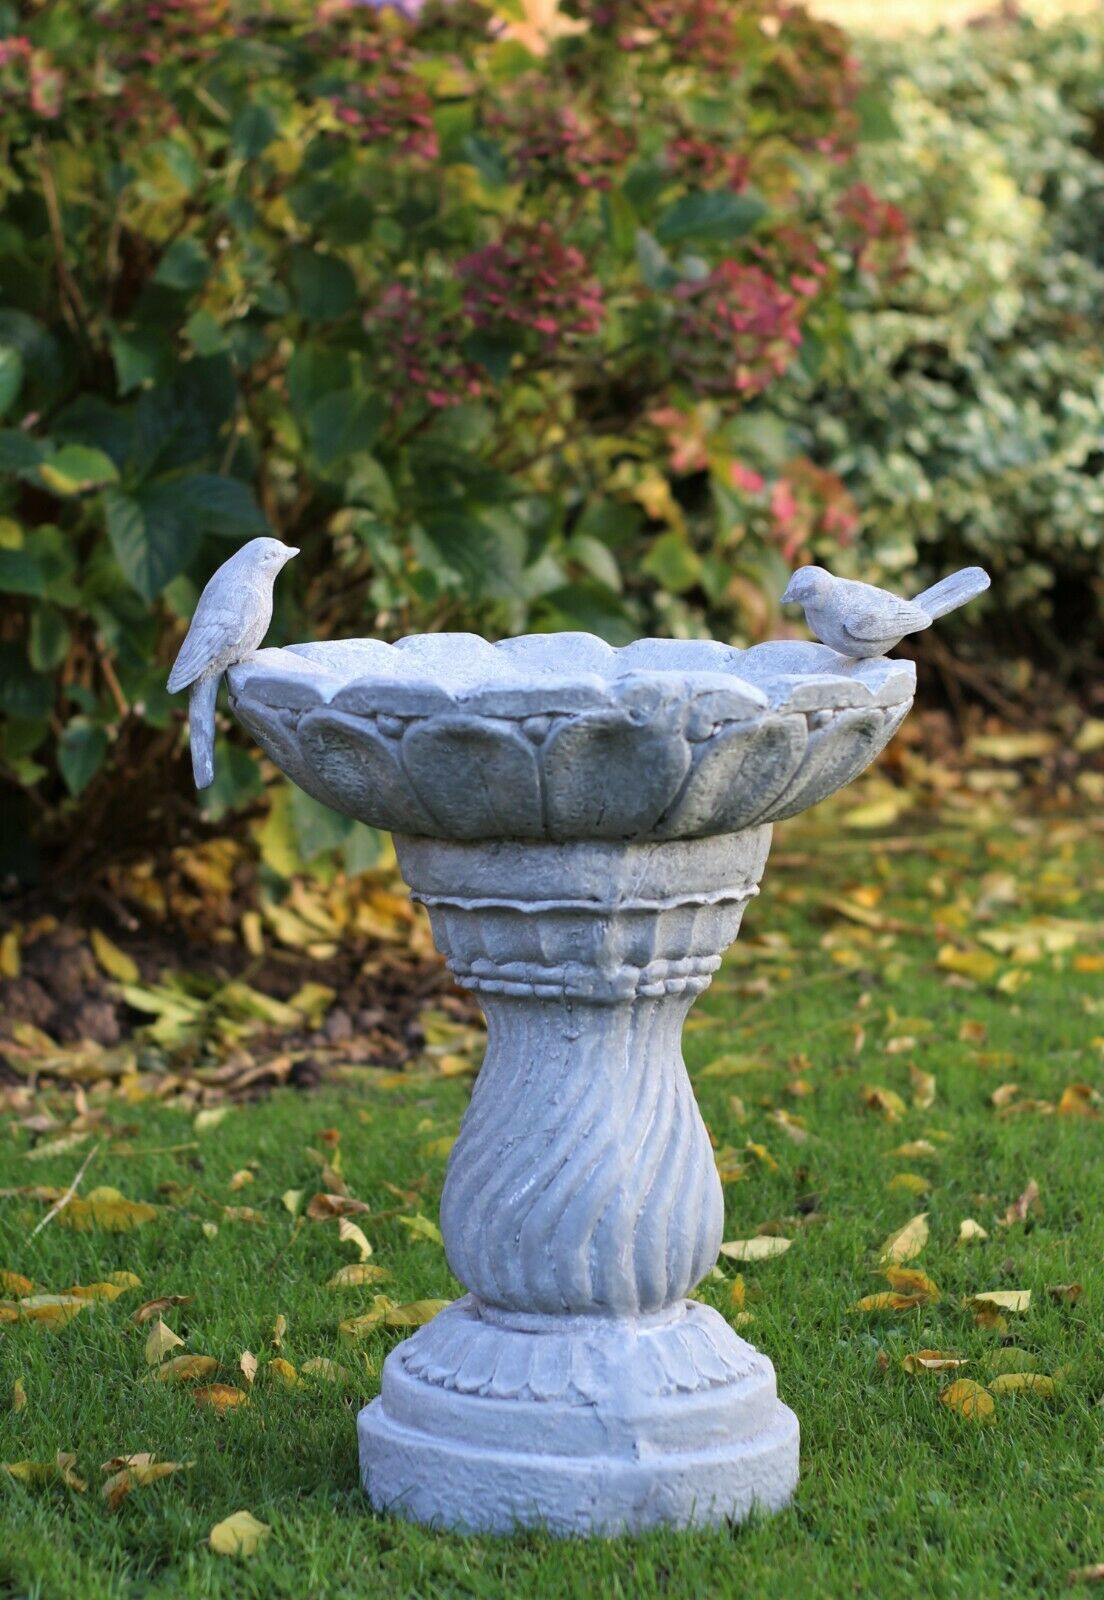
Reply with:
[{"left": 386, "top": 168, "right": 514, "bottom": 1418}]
[{"left": 227, "top": 630, "right": 917, "bottom": 1535}]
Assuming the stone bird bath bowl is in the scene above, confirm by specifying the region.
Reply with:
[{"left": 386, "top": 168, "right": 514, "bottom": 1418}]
[{"left": 227, "top": 630, "right": 916, "bottom": 1535}]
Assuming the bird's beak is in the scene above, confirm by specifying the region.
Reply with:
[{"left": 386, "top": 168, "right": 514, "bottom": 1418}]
[
  {"left": 284, "top": 547, "right": 300, "bottom": 560},
  {"left": 780, "top": 579, "right": 798, "bottom": 605}
]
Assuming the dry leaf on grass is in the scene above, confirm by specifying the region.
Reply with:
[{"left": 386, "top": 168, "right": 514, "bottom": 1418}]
[
  {"left": 150, "top": 1355, "right": 218, "bottom": 1385},
  {"left": 339, "top": 1297, "right": 396, "bottom": 1341},
  {"left": 990, "top": 1373, "right": 1055, "bottom": 1397},
  {"left": 940, "top": 1379, "right": 995, "bottom": 1422},
  {"left": 851, "top": 1292, "right": 927, "bottom": 1312},
  {"left": 884, "top": 1268, "right": 940, "bottom": 1303},
  {"left": 300, "top": 1357, "right": 350, "bottom": 1384},
  {"left": 12, "top": 1379, "right": 26, "bottom": 1411},
  {"left": 1002, "top": 1178, "right": 1042, "bottom": 1226},
  {"left": 193, "top": 1385, "right": 249, "bottom": 1414},
  {"left": 719, "top": 1237, "right": 792, "bottom": 1263},
  {"left": 0, "top": 1294, "right": 86, "bottom": 1329},
  {"left": 102, "top": 1457, "right": 189, "bottom": 1512},
  {"left": 337, "top": 1218, "right": 372, "bottom": 1261},
  {"left": 55, "top": 1187, "right": 157, "bottom": 1232},
  {"left": 0, "top": 1271, "right": 35, "bottom": 1295},
  {"left": 145, "top": 1319, "right": 185, "bottom": 1365},
  {"left": 958, "top": 1219, "right": 989, "bottom": 1244},
  {"left": 65, "top": 1281, "right": 128, "bottom": 1302},
  {"left": 1057, "top": 1084, "right": 1100, "bottom": 1119},
  {"left": 879, "top": 1213, "right": 928, "bottom": 1264},
  {"left": 1067, "top": 1566, "right": 1104, "bottom": 1587},
  {"left": 209, "top": 1510, "right": 271, "bottom": 1557},
  {"left": 132, "top": 1295, "right": 191, "bottom": 1325},
  {"left": 266, "top": 1358, "right": 298, "bottom": 1387},
  {"left": 1047, "top": 1283, "right": 1083, "bottom": 1305},
  {"left": 385, "top": 1299, "right": 450, "bottom": 1328},
  {"left": 397, "top": 1214, "right": 443, "bottom": 1244},
  {"left": 966, "top": 1290, "right": 1031, "bottom": 1314},
  {"left": 327, "top": 1264, "right": 389, "bottom": 1288},
  {"left": 902, "top": 1350, "right": 968, "bottom": 1374},
  {"left": 3, "top": 1451, "right": 86, "bottom": 1490},
  {"left": 272, "top": 1314, "right": 287, "bottom": 1348},
  {"left": 240, "top": 1351, "right": 257, "bottom": 1386},
  {"left": 887, "top": 1140, "right": 938, "bottom": 1160},
  {"left": 305, "top": 1193, "right": 371, "bottom": 1220},
  {"left": 909, "top": 1067, "right": 936, "bottom": 1109},
  {"left": 861, "top": 1086, "right": 906, "bottom": 1121}
]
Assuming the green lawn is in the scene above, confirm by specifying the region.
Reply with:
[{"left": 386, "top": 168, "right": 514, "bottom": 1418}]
[{"left": 2, "top": 812, "right": 1102, "bottom": 1599}]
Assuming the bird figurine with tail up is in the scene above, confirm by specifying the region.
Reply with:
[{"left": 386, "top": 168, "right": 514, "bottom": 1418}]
[
  {"left": 167, "top": 537, "right": 298, "bottom": 789},
  {"left": 780, "top": 565, "right": 990, "bottom": 660}
]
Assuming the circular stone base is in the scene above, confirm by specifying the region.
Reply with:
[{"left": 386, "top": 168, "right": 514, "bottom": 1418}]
[{"left": 358, "top": 1296, "right": 799, "bottom": 1536}]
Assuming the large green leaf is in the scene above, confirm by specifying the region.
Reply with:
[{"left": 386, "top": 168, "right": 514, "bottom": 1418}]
[
  {"left": 306, "top": 389, "right": 386, "bottom": 471},
  {"left": 37, "top": 445, "right": 119, "bottom": 497},
  {"left": 104, "top": 487, "right": 200, "bottom": 600},
  {"left": 654, "top": 190, "right": 768, "bottom": 245},
  {"left": 175, "top": 474, "right": 268, "bottom": 536},
  {"left": 0, "top": 346, "right": 23, "bottom": 418},
  {"left": 58, "top": 717, "right": 108, "bottom": 797},
  {"left": 290, "top": 249, "right": 357, "bottom": 323}
]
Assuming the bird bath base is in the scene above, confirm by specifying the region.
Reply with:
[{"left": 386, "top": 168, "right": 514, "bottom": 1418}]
[{"left": 357, "top": 828, "right": 799, "bottom": 1534}]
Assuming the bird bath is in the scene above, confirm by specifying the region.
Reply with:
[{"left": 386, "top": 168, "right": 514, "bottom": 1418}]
[{"left": 224, "top": 628, "right": 918, "bottom": 1535}]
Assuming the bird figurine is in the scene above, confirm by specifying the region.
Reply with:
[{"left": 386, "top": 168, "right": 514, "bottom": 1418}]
[
  {"left": 167, "top": 537, "right": 299, "bottom": 789},
  {"left": 780, "top": 564, "right": 990, "bottom": 660}
]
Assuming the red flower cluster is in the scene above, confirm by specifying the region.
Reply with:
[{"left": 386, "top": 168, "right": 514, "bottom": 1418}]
[
  {"left": 0, "top": 38, "right": 63, "bottom": 121},
  {"left": 488, "top": 86, "right": 636, "bottom": 191},
  {"left": 837, "top": 183, "right": 910, "bottom": 279},
  {"left": 458, "top": 223, "right": 605, "bottom": 349},
  {"left": 768, "top": 460, "right": 858, "bottom": 565},
  {"left": 331, "top": 64, "right": 439, "bottom": 161},
  {"left": 366, "top": 283, "right": 485, "bottom": 410},
  {"left": 672, "top": 260, "right": 805, "bottom": 398}
]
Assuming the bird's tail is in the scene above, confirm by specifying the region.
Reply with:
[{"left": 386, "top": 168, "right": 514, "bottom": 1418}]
[
  {"left": 913, "top": 566, "right": 990, "bottom": 620},
  {"left": 188, "top": 675, "right": 219, "bottom": 790}
]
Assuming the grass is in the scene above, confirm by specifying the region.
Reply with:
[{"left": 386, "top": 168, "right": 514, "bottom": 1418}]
[{"left": 1, "top": 811, "right": 1102, "bottom": 1599}]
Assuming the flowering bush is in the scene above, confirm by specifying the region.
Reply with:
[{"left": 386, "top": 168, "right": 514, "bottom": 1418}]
[{"left": 0, "top": 0, "right": 898, "bottom": 863}]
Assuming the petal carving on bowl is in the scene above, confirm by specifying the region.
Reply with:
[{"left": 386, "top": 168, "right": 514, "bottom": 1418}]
[
  {"left": 298, "top": 709, "right": 438, "bottom": 833},
  {"left": 232, "top": 698, "right": 345, "bottom": 812},
  {"left": 401, "top": 716, "right": 543, "bottom": 839},
  {"left": 657, "top": 714, "right": 808, "bottom": 839},
  {"left": 542, "top": 712, "right": 691, "bottom": 841},
  {"left": 758, "top": 704, "right": 909, "bottom": 824}
]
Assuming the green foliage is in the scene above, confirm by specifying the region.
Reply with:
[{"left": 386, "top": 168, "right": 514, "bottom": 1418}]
[
  {"left": 0, "top": 0, "right": 883, "bottom": 849},
  {"left": 774, "top": 13, "right": 1104, "bottom": 657}
]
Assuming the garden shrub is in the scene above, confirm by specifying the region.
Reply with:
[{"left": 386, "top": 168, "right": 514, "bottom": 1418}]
[
  {"left": 771, "top": 11, "right": 1104, "bottom": 668},
  {"left": 0, "top": 0, "right": 891, "bottom": 870}
]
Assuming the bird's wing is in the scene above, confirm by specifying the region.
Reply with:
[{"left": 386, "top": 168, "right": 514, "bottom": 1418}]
[
  {"left": 845, "top": 598, "right": 931, "bottom": 644},
  {"left": 167, "top": 588, "right": 244, "bottom": 692}
]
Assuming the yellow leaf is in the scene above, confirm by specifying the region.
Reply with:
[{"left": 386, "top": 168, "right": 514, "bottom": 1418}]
[
  {"left": 240, "top": 1351, "right": 258, "bottom": 1386},
  {"left": 150, "top": 1355, "right": 219, "bottom": 1385},
  {"left": 326, "top": 1263, "right": 390, "bottom": 1289},
  {"left": 902, "top": 1350, "right": 968, "bottom": 1374},
  {"left": 884, "top": 1268, "right": 940, "bottom": 1302},
  {"left": 937, "top": 946, "right": 999, "bottom": 982},
  {"left": 144, "top": 1319, "right": 185, "bottom": 1365},
  {"left": 223, "top": 1206, "right": 266, "bottom": 1225},
  {"left": 3, "top": 1451, "right": 86, "bottom": 1491},
  {"left": 337, "top": 1218, "right": 372, "bottom": 1262},
  {"left": 300, "top": 1357, "right": 350, "bottom": 1384},
  {"left": 966, "top": 1290, "right": 1031, "bottom": 1313},
  {"left": 718, "top": 1237, "right": 792, "bottom": 1262},
  {"left": 744, "top": 1141, "right": 780, "bottom": 1173},
  {"left": 132, "top": 1294, "right": 191, "bottom": 1325},
  {"left": 90, "top": 929, "right": 139, "bottom": 985},
  {"left": 202, "top": 1222, "right": 219, "bottom": 1240},
  {"left": 385, "top": 1299, "right": 450, "bottom": 1328},
  {"left": 887, "top": 1140, "right": 938, "bottom": 1160},
  {"left": 272, "top": 1314, "right": 287, "bottom": 1348},
  {"left": 339, "top": 1296, "right": 396, "bottom": 1342},
  {"left": 12, "top": 1379, "right": 26, "bottom": 1411},
  {"left": 958, "top": 1219, "right": 989, "bottom": 1244},
  {"left": 989, "top": 1372, "right": 1055, "bottom": 1397},
  {"left": 0, "top": 1271, "right": 35, "bottom": 1296},
  {"left": 55, "top": 1187, "right": 157, "bottom": 1232},
  {"left": 193, "top": 1384, "right": 249, "bottom": 1414},
  {"left": 194, "top": 1107, "right": 229, "bottom": 1134},
  {"left": 421, "top": 1135, "right": 457, "bottom": 1160},
  {"left": 66, "top": 1281, "right": 127, "bottom": 1302},
  {"left": 1058, "top": 1083, "right": 1100, "bottom": 1119},
  {"left": 850, "top": 1292, "right": 926, "bottom": 1312},
  {"left": 102, "top": 1458, "right": 188, "bottom": 1511},
  {"left": 879, "top": 1213, "right": 928, "bottom": 1264},
  {"left": 24, "top": 1131, "right": 90, "bottom": 1163},
  {"left": 940, "top": 1378, "right": 995, "bottom": 1423},
  {"left": 228, "top": 1170, "right": 254, "bottom": 1192},
  {"left": 397, "top": 1214, "right": 443, "bottom": 1245},
  {"left": 0, "top": 927, "right": 20, "bottom": 978},
  {"left": 11, "top": 1294, "right": 86, "bottom": 1329},
  {"left": 699, "top": 1054, "right": 766, "bottom": 1079},
  {"left": 909, "top": 1066, "right": 936, "bottom": 1110},
  {"left": 107, "top": 1270, "right": 142, "bottom": 1288},
  {"left": 209, "top": 1510, "right": 272, "bottom": 1558},
  {"left": 281, "top": 1189, "right": 304, "bottom": 1216},
  {"left": 996, "top": 968, "right": 1032, "bottom": 995},
  {"left": 888, "top": 1173, "right": 930, "bottom": 1195},
  {"left": 729, "top": 1275, "right": 746, "bottom": 1310},
  {"left": 861, "top": 1085, "right": 907, "bottom": 1121},
  {"left": 266, "top": 1358, "right": 298, "bottom": 1387}
]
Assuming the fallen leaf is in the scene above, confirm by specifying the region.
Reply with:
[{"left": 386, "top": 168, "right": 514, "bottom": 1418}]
[
  {"left": 131, "top": 1295, "right": 191, "bottom": 1325},
  {"left": 102, "top": 1458, "right": 188, "bottom": 1511},
  {"left": 850, "top": 1292, "right": 926, "bottom": 1312},
  {"left": 150, "top": 1355, "right": 218, "bottom": 1385},
  {"left": 1047, "top": 1283, "right": 1083, "bottom": 1305},
  {"left": 194, "top": 1384, "right": 249, "bottom": 1414},
  {"left": 65, "top": 1281, "right": 128, "bottom": 1302},
  {"left": 966, "top": 1290, "right": 1031, "bottom": 1314},
  {"left": 209, "top": 1510, "right": 271, "bottom": 1558},
  {"left": 744, "top": 1141, "right": 780, "bottom": 1173},
  {"left": 385, "top": 1299, "right": 450, "bottom": 1328},
  {"left": 337, "top": 1218, "right": 372, "bottom": 1262},
  {"left": 3, "top": 1294, "right": 86, "bottom": 1329},
  {"left": 1058, "top": 1083, "right": 1100, "bottom": 1119},
  {"left": 266, "top": 1358, "right": 298, "bottom": 1387},
  {"left": 902, "top": 1350, "right": 968, "bottom": 1374},
  {"left": 281, "top": 1189, "right": 304, "bottom": 1216},
  {"left": 887, "top": 1140, "right": 938, "bottom": 1160},
  {"left": 958, "top": 1218, "right": 989, "bottom": 1244},
  {"left": 300, "top": 1357, "right": 350, "bottom": 1384},
  {"left": 3, "top": 1451, "right": 86, "bottom": 1491},
  {"left": 1067, "top": 1565, "right": 1104, "bottom": 1586},
  {"left": 55, "top": 1187, "right": 157, "bottom": 1232},
  {"left": 24, "top": 1131, "right": 90, "bottom": 1163},
  {"left": 397, "top": 1213, "right": 443, "bottom": 1244},
  {"left": 861, "top": 1085, "right": 906, "bottom": 1121},
  {"left": 989, "top": 1372, "right": 1055, "bottom": 1397},
  {"left": 145, "top": 1318, "right": 185, "bottom": 1365},
  {"left": 240, "top": 1351, "right": 257, "bottom": 1386},
  {"left": 1002, "top": 1178, "right": 1042, "bottom": 1226},
  {"left": 272, "top": 1314, "right": 287, "bottom": 1348},
  {"left": 326, "top": 1263, "right": 390, "bottom": 1289},
  {"left": 940, "top": 1378, "right": 995, "bottom": 1422},
  {"left": 937, "top": 946, "right": 999, "bottom": 983},
  {"left": 228, "top": 1170, "right": 254, "bottom": 1192},
  {"left": 12, "top": 1379, "right": 26, "bottom": 1411},
  {"left": 884, "top": 1268, "right": 940, "bottom": 1302},
  {"left": 90, "top": 929, "right": 139, "bottom": 985},
  {"left": 989, "top": 1083, "right": 1020, "bottom": 1109},
  {"left": 305, "top": 1193, "right": 371, "bottom": 1220},
  {"left": 879, "top": 1213, "right": 929, "bottom": 1264},
  {"left": 889, "top": 1173, "right": 930, "bottom": 1195},
  {"left": 194, "top": 1107, "right": 229, "bottom": 1134},
  {"left": 223, "top": 1206, "right": 266, "bottom": 1225},
  {"left": 909, "top": 1066, "right": 936, "bottom": 1110},
  {"left": 730, "top": 1275, "right": 746, "bottom": 1310},
  {"left": 719, "top": 1237, "right": 792, "bottom": 1262},
  {"left": 339, "top": 1296, "right": 397, "bottom": 1341},
  {"left": 0, "top": 1271, "right": 35, "bottom": 1296}
]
